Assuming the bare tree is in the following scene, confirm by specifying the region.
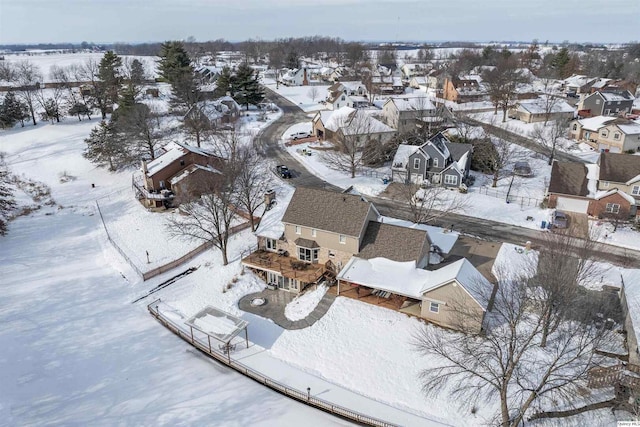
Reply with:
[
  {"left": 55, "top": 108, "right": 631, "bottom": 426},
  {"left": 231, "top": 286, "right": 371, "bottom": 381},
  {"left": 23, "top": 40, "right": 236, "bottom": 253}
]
[
  {"left": 414, "top": 266, "right": 614, "bottom": 427},
  {"left": 529, "top": 118, "right": 569, "bottom": 165},
  {"left": 307, "top": 86, "right": 320, "bottom": 103},
  {"left": 533, "top": 229, "right": 605, "bottom": 347},
  {"left": 14, "top": 61, "right": 43, "bottom": 126},
  {"left": 35, "top": 66, "right": 67, "bottom": 123},
  {"left": 183, "top": 103, "right": 214, "bottom": 148},
  {"left": 322, "top": 110, "right": 381, "bottom": 178},
  {"left": 400, "top": 181, "right": 468, "bottom": 224},
  {"left": 166, "top": 168, "right": 237, "bottom": 265},
  {"left": 117, "top": 103, "right": 164, "bottom": 160},
  {"left": 233, "top": 146, "right": 269, "bottom": 232},
  {"left": 483, "top": 56, "right": 530, "bottom": 122}
]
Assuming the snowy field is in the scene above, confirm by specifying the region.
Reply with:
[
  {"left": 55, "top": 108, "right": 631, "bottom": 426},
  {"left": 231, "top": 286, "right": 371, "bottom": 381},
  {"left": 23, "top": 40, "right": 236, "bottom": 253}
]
[{"left": 2, "top": 52, "right": 159, "bottom": 81}]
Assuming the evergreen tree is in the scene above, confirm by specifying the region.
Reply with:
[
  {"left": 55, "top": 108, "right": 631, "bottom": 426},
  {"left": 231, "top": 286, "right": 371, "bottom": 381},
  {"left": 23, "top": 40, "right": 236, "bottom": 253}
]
[
  {"left": 232, "top": 63, "right": 264, "bottom": 110},
  {"left": 83, "top": 121, "right": 128, "bottom": 171},
  {"left": 98, "top": 51, "right": 123, "bottom": 106},
  {"left": 213, "top": 66, "right": 233, "bottom": 98},
  {"left": 551, "top": 47, "right": 571, "bottom": 78},
  {"left": 0, "top": 92, "right": 28, "bottom": 128},
  {"left": 129, "top": 59, "right": 146, "bottom": 87},
  {"left": 0, "top": 154, "right": 16, "bottom": 235},
  {"left": 158, "top": 41, "right": 192, "bottom": 85},
  {"left": 68, "top": 102, "right": 91, "bottom": 121},
  {"left": 285, "top": 51, "right": 300, "bottom": 69}
]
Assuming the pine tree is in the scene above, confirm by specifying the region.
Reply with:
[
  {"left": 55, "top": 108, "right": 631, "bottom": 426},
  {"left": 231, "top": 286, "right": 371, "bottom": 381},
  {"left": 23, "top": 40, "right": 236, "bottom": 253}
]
[
  {"left": 129, "top": 59, "right": 146, "bottom": 87},
  {"left": 158, "top": 41, "right": 192, "bottom": 85},
  {"left": 551, "top": 48, "right": 571, "bottom": 78},
  {"left": 83, "top": 121, "right": 128, "bottom": 171},
  {"left": 232, "top": 63, "right": 264, "bottom": 110},
  {"left": 0, "top": 92, "right": 27, "bottom": 128},
  {"left": 0, "top": 154, "right": 16, "bottom": 235},
  {"left": 213, "top": 66, "right": 233, "bottom": 98},
  {"left": 98, "top": 51, "right": 123, "bottom": 107}
]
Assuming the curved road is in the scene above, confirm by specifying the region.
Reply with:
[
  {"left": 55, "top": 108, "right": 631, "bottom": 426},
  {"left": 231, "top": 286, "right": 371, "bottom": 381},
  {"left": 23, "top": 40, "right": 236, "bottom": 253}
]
[{"left": 257, "top": 88, "right": 640, "bottom": 268}]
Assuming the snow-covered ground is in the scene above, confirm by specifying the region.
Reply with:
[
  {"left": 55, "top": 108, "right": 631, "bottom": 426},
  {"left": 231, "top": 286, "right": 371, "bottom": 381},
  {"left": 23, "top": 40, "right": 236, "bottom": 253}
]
[
  {"left": 2, "top": 52, "right": 159, "bottom": 81},
  {"left": 263, "top": 79, "right": 329, "bottom": 113}
]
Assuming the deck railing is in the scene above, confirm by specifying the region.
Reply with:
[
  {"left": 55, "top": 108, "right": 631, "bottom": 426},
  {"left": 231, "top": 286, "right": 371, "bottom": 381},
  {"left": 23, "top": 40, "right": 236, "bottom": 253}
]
[{"left": 147, "top": 299, "right": 398, "bottom": 427}]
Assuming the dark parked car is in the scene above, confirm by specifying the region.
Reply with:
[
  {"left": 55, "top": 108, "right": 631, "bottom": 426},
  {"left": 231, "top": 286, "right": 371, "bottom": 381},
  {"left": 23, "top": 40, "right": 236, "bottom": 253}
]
[
  {"left": 552, "top": 210, "right": 569, "bottom": 229},
  {"left": 513, "top": 161, "right": 532, "bottom": 177},
  {"left": 276, "top": 165, "right": 292, "bottom": 179}
]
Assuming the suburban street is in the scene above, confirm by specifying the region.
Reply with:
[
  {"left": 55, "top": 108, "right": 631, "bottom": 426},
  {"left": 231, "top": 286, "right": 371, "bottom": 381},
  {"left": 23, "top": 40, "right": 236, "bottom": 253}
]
[{"left": 257, "top": 88, "right": 640, "bottom": 268}]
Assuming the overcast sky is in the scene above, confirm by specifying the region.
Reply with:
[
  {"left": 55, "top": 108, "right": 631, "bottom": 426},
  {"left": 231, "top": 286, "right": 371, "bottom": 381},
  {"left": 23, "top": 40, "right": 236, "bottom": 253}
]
[{"left": 1, "top": 0, "right": 638, "bottom": 45}]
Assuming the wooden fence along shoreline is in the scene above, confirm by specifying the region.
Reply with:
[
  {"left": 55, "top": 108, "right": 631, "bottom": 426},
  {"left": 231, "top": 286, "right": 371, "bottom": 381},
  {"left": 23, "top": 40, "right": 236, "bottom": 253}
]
[{"left": 147, "top": 299, "right": 399, "bottom": 427}]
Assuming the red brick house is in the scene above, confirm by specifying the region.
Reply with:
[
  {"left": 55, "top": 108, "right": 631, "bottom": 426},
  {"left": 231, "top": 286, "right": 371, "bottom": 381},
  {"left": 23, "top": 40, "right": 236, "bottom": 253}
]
[{"left": 134, "top": 142, "right": 224, "bottom": 208}]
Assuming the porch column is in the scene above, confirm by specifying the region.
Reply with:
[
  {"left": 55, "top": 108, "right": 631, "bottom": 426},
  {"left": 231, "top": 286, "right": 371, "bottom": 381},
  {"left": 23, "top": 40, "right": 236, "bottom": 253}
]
[{"left": 337, "top": 279, "right": 340, "bottom": 295}]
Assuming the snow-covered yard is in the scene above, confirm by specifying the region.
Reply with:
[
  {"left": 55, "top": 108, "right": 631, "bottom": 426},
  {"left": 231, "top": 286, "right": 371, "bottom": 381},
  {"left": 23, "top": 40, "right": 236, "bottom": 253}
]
[{"left": 263, "top": 80, "right": 330, "bottom": 113}]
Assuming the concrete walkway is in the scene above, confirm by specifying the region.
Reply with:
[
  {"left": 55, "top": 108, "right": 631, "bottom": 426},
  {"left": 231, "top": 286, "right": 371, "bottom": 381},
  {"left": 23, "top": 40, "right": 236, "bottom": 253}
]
[{"left": 238, "top": 288, "right": 336, "bottom": 330}]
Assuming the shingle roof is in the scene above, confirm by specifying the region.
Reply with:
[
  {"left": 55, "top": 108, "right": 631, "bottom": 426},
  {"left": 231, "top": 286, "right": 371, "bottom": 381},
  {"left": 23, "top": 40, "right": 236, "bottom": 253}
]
[
  {"left": 445, "top": 142, "right": 473, "bottom": 162},
  {"left": 548, "top": 161, "right": 589, "bottom": 197},
  {"left": 294, "top": 238, "right": 319, "bottom": 248},
  {"left": 599, "top": 153, "right": 640, "bottom": 184},
  {"left": 358, "top": 222, "right": 430, "bottom": 263},
  {"left": 282, "top": 188, "right": 374, "bottom": 237}
]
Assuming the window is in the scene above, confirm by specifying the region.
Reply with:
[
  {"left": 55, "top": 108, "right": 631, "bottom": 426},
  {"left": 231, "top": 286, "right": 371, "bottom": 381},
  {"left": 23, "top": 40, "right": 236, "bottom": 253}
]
[
  {"left": 613, "top": 133, "right": 620, "bottom": 140},
  {"left": 432, "top": 158, "right": 439, "bottom": 167},
  {"left": 604, "top": 109, "right": 610, "bottom": 115},
  {"left": 341, "top": 95, "right": 345, "bottom": 101},
  {"left": 295, "top": 226, "right": 301, "bottom": 235},
  {"left": 413, "top": 158, "right": 420, "bottom": 169},
  {"left": 602, "top": 181, "right": 610, "bottom": 188},
  {"left": 595, "top": 99, "right": 601, "bottom": 105},
  {"left": 298, "top": 247, "right": 318, "bottom": 263},
  {"left": 266, "top": 238, "right": 277, "bottom": 251},
  {"left": 572, "top": 123, "right": 578, "bottom": 131},
  {"left": 601, "top": 130, "right": 608, "bottom": 137},
  {"left": 339, "top": 234, "right": 346, "bottom": 244},
  {"left": 328, "top": 250, "right": 335, "bottom": 258},
  {"left": 605, "top": 203, "right": 620, "bottom": 214},
  {"left": 429, "top": 302, "right": 439, "bottom": 313},
  {"left": 444, "top": 175, "right": 458, "bottom": 185},
  {"left": 632, "top": 185, "right": 640, "bottom": 196},
  {"left": 180, "top": 159, "right": 185, "bottom": 166},
  {"left": 311, "top": 228, "right": 316, "bottom": 237}
]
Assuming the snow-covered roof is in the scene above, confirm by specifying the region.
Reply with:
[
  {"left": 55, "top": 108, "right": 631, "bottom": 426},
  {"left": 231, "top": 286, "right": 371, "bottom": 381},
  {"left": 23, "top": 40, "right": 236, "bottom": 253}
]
[
  {"left": 323, "top": 107, "right": 394, "bottom": 135},
  {"left": 392, "top": 144, "right": 421, "bottom": 169},
  {"left": 389, "top": 96, "right": 435, "bottom": 112},
  {"left": 563, "top": 74, "right": 594, "bottom": 88},
  {"left": 337, "top": 257, "right": 492, "bottom": 309},
  {"left": 255, "top": 187, "right": 294, "bottom": 240},
  {"left": 617, "top": 123, "right": 640, "bottom": 135},
  {"left": 594, "top": 189, "right": 636, "bottom": 205},
  {"left": 577, "top": 116, "right": 616, "bottom": 132},
  {"left": 380, "top": 216, "right": 459, "bottom": 255},
  {"left": 586, "top": 164, "right": 600, "bottom": 198},
  {"left": 146, "top": 142, "right": 213, "bottom": 177},
  {"left": 456, "top": 151, "right": 469, "bottom": 172},
  {"left": 323, "top": 106, "right": 356, "bottom": 132},
  {"left": 517, "top": 97, "right": 575, "bottom": 114},
  {"left": 600, "top": 91, "right": 634, "bottom": 102},
  {"left": 169, "top": 164, "right": 221, "bottom": 185}
]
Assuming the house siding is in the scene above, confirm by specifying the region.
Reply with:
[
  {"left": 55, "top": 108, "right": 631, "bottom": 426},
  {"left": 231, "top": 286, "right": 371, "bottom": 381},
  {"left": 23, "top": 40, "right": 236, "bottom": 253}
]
[
  {"left": 283, "top": 223, "right": 359, "bottom": 261},
  {"left": 421, "top": 281, "right": 486, "bottom": 334},
  {"left": 588, "top": 192, "right": 632, "bottom": 219}
]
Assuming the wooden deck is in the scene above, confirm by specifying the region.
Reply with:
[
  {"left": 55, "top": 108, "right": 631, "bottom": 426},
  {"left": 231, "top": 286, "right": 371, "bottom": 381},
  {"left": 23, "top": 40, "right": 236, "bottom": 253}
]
[
  {"left": 242, "top": 250, "right": 325, "bottom": 283},
  {"left": 328, "top": 284, "right": 422, "bottom": 314}
]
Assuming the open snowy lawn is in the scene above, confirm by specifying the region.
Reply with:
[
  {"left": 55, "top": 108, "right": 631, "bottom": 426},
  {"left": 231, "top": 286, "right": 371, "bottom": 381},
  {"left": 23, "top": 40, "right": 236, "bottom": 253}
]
[
  {"left": 591, "top": 220, "right": 640, "bottom": 251},
  {"left": 0, "top": 208, "right": 341, "bottom": 426},
  {"left": 3, "top": 52, "right": 159, "bottom": 81},
  {"left": 284, "top": 285, "right": 328, "bottom": 321},
  {"left": 264, "top": 82, "right": 329, "bottom": 112}
]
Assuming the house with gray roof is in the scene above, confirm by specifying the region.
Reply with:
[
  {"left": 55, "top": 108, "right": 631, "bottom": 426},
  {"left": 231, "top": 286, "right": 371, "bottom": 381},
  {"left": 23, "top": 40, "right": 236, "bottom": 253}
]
[
  {"left": 242, "top": 187, "right": 494, "bottom": 333},
  {"left": 578, "top": 90, "right": 635, "bottom": 117},
  {"left": 391, "top": 132, "right": 472, "bottom": 188}
]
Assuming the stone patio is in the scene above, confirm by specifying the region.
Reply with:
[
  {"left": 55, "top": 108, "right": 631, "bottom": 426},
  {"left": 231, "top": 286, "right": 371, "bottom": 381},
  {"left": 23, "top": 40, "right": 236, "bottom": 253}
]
[{"left": 238, "top": 288, "right": 336, "bottom": 330}]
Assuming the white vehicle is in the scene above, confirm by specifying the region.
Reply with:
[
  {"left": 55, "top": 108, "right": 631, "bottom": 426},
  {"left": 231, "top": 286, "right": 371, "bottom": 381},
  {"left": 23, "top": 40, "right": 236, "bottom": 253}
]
[{"left": 290, "top": 131, "right": 311, "bottom": 140}]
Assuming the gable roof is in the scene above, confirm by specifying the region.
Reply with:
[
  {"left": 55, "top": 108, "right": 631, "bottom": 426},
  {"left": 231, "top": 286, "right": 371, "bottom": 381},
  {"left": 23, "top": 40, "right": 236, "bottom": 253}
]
[
  {"left": 517, "top": 97, "right": 575, "bottom": 114},
  {"left": 392, "top": 144, "right": 422, "bottom": 169},
  {"left": 548, "top": 161, "right": 589, "bottom": 197},
  {"left": 599, "top": 152, "right": 640, "bottom": 184},
  {"left": 445, "top": 141, "right": 473, "bottom": 162},
  {"left": 146, "top": 142, "right": 214, "bottom": 177},
  {"left": 282, "top": 187, "right": 375, "bottom": 237},
  {"left": 358, "top": 222, "right": 430, "bottom": 263},
  {"left": 599, "top": 90, "right": 634, "bottom": 102},
  {"left": 337, "top": 257, "right": 492, "bottom": 310},
  {"left": 425, "top": 132, "right": 452, "bottom": 159},
  {"left": 577, "top": 115, "right": 617, "bottom": 132}
]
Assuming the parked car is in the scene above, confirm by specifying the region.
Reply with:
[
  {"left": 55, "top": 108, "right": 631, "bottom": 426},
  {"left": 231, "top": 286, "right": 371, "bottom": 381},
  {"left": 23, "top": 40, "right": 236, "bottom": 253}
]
[
  {"left": 290, "top": 131, "right": 311, "bottom": 140},
  {"left": 552, "top": 210, "right": 569, "bottom": 229},
  {"left": 513, "top": 161, "right": 533, "bottom": 177},
  {"left": 276, "top": 165, "right": 292, "bottom": 179}
]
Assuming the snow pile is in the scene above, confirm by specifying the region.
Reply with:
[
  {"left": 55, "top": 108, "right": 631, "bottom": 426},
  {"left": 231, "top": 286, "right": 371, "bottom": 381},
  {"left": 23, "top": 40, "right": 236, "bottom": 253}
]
[{"left": 284, "top": 285, "right": 328, "bottom": 321}]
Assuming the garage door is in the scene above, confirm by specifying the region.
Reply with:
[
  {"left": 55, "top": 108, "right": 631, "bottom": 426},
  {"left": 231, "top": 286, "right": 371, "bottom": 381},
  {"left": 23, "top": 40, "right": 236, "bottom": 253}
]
[{"left": 556, "top": 196, "right": 589, "bottom": 213}]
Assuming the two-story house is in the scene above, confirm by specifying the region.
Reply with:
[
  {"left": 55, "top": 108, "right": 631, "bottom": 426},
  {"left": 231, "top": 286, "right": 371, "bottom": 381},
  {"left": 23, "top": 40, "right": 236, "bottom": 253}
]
[
  {"left": 134, "top": 142, "right": 224, "bottom": 209},
  {"left": 569, "top": 116, "right": 640, "bottom": 153},
  {"left": 381, "top": 95, "right": 439, "bottom": 134},
  {"left": 280, "top": 68, "right": 310, "bottom": 86},
  {"left": 242, "top": 187, "right": 494, "bottom": 333},
  {"left": 324, "top": 82, "right": 369, "bottom": 110},
  {"left": 562, "top": 74, "right": 597, "bottom": 96},
  {"left": 442, "top": 77, "right": 486, "bottom": 103},
  {"left": 391, "top": 132, "right": 472, "bottom": 188},
  {"left": 546, "top": 153, "right": 640, "bottom": 219},
  {"left": 577, "top": 90, "right": 635, "bottom": 117}
]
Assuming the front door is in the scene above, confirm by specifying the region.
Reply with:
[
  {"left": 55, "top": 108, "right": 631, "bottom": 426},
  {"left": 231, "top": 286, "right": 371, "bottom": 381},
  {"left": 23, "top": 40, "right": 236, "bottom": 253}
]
[{"left": 277, "top": 275, "right": 290, "bottom": 290}]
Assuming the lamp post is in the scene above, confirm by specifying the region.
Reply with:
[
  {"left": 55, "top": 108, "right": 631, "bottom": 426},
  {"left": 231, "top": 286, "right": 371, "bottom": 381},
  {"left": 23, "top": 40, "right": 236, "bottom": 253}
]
[{"left": 307, "top": 387, "right": 311, "bottom": 401}]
